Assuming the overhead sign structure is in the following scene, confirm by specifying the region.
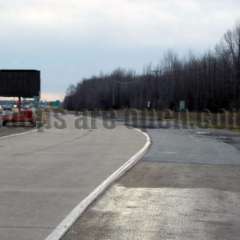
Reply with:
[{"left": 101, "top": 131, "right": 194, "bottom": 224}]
[{"left": 0, "top": 70, "right": 40, "bottom": 98}]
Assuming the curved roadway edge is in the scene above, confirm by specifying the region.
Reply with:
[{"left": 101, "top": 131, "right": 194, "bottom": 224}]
[{"left": 45, "top": 128, "right": 151, "bottom": 240}]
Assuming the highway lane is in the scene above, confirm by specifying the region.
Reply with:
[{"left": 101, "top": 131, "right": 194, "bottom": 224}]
[
  {"left": 144, "top": 128, "right": 240, "bottom": 165},
  {"left": 63, "top": 128, "right": 240, "bottom": 240},
  {"left": 0, "top": 114, "right": 146, "bottom": 240}
]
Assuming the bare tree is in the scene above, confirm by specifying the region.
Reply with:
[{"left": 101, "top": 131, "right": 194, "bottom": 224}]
[{"left": 63, "top": 23, "right": 240, "bottom": 112}]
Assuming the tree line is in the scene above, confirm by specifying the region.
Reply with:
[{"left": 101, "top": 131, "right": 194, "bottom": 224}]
[{"left": 63, "top": 24, "right": 240, "bottom": 112}]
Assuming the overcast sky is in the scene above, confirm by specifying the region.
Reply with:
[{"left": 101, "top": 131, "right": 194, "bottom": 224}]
[{"left": 0, "top": 0, "right": 239, "bottom": 100}]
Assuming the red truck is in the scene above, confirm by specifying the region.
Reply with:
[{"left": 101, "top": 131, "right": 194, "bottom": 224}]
[{"left": 1, "top": 109, "right": 36, "bottom": 126}]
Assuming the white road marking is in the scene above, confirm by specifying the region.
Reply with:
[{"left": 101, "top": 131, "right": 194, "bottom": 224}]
[
  {"left": 161, "top": 151, "right": 177, "bottom": 154},
  {"left": 0, "top": 129, "right": 38, "bottom": 140}
]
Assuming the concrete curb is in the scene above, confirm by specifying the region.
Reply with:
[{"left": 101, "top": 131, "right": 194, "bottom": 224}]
[{"left": 45, "top": 128, "right": 151, "bottom": 240}]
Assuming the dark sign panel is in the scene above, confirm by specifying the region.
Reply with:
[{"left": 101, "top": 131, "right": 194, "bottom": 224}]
[{"left": 0, "top": 70, "right": 40, "bottom": 98}]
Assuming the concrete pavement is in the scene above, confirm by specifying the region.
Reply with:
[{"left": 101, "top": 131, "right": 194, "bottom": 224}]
[
  {"left": 0, "top": 114, "right": 146, "bottom": 240},
  {"left": 63, "top": 128, "right": 240, "bottom": 240}
]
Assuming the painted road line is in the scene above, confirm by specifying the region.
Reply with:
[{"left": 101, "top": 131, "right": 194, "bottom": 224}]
[
  {"left": 0, "top": 128, "right": 38, "bottom": 140},
  {"left": 45, "top": 128, "right": 151, "bottom": 240}
]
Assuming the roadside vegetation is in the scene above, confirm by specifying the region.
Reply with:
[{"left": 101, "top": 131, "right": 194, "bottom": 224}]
[{"left": 64, "top": 23, "right": 240, "bottom": 113}]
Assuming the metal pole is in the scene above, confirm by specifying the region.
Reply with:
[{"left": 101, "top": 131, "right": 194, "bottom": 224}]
[{"left": 18, "top": 96, "right": 22, "bottom": 112}]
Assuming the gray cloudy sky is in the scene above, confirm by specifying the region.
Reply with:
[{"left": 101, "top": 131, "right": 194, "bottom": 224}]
[{"left": 0, "top": 0, "right": 239, "bottom": 100}]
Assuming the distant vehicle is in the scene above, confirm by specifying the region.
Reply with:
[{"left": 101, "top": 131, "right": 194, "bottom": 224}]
[
  {"left": 0, "top": 109, "right": 36, "bottom": 127},
  {"left": 23, "top": 104, "right": 32, "bottom": 109},
  {"left": 1, "top": 105, "right": 13, "bottom": 118},
  {"left": 2, "top": 104, "right": 13, "bottom": 111}
]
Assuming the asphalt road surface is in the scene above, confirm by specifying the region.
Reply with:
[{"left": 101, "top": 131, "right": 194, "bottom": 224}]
[
  {"left": 0, "top": 126, "right": 31, "bottom": 137},
  {"left": 63, "top": 128, "right": 240, "bottom": 240},
  {"left": 0, "top": 114, "right": 146, "bottom": 240}
]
